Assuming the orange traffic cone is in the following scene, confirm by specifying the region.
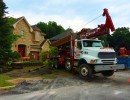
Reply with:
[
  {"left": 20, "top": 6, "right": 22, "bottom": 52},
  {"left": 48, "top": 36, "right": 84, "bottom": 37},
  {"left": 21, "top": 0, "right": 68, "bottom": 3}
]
[{"left": 128, "top": 79, "right": 130, "bottom": 83}]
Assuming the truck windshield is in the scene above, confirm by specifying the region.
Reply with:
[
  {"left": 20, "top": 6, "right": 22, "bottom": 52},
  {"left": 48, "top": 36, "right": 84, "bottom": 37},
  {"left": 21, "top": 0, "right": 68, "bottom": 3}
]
[{"left": 83, "top": 40, "right": 103, "bottom": 47}]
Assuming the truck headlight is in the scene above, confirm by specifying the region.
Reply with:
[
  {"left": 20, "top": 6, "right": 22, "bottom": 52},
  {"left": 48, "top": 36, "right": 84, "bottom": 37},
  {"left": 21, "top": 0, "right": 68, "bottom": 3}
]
[{"left": 90, "top": 59, "right": 97, "bottom": 63}]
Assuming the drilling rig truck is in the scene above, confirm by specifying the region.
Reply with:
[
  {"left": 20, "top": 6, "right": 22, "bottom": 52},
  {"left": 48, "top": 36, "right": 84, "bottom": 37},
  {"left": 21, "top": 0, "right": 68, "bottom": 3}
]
[{"left": 50, "top": 8, "right": 125, "bottom": 79}]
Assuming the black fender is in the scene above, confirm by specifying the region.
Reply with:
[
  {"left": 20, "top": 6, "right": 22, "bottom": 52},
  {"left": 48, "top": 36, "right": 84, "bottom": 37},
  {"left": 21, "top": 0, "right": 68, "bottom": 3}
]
[{"left": 78, "top": 58, "right": 87, "bottom": 67}]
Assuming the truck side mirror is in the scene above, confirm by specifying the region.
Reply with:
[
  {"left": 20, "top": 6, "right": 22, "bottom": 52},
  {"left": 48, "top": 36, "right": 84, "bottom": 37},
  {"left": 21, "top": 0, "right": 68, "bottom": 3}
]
[{"left": 77, "top": 41, "right": 82, "bottom": 49}]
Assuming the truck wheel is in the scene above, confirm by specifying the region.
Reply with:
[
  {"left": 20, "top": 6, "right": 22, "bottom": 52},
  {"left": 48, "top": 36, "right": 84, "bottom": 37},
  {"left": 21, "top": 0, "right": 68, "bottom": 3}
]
[
  {"left": 54, "top": 60, "right": 59, "bottom": 69},
  {"left": 53, "top": 63, "right": 58, "bottom": 69},
  {"left": 65, "top": 60, "right": 71, "bottom": 71},
  {"left": 101, "top": 70, "right": 114, "bottom": 77},
  {"left": 79, "top": 64, "right": 92, "bottom": 79}
]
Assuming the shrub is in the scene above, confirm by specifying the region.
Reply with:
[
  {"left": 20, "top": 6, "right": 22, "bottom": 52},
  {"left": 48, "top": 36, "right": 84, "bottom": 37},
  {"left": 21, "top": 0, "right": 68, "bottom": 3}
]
[
  {"left": 40, "top": 46, "right": 59, "bottom": 68},
  {"left": 11, "top": 51, "right": 21, "bottom": 61},
  {"left": 49, "top": 46, "right": 58, "bottom": 57},
  {"left": 40, "top": 51, "right": 49, "bottom": 61}
]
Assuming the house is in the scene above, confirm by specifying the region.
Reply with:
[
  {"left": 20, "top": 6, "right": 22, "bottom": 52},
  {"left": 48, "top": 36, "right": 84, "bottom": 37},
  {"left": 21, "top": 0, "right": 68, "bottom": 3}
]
[{"left": 11, "top": 16, "right": 50, "bottom": 61}]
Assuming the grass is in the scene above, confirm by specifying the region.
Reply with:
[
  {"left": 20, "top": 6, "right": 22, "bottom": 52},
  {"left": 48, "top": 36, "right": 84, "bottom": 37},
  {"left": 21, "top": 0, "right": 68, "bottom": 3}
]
[
  {"left": 0, "top": 74, "right": 14, "bottom": 87},
  {"left": 42, "top": 74, "right": 57, "bottom": 79},
  {"left": 0, "top": 66, "right": 71, "bottom": 87},
  {"left": 22, "top": 66, "right": 42, "bottom": 70}
]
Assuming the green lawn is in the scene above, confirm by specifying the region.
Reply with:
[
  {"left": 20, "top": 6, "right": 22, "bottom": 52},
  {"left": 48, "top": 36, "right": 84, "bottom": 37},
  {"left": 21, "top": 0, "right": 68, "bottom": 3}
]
[
  {"left": 0, "top": 66, "right": 71, "bottom": 87},
  {"left": 42, "top": 74, "right": 57, "bottom": 79},
  {"left": 0, "top": 74, "right": 14, "bottom": 87}
]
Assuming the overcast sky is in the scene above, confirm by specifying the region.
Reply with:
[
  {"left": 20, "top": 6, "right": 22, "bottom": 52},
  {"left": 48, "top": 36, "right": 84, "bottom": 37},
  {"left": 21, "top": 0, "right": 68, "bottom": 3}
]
[{"left": 4, "top": 0, "right": 130, "bottom": 32}]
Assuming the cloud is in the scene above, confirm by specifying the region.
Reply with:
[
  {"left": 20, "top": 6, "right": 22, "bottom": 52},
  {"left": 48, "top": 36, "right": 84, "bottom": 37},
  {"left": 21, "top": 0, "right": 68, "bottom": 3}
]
[
  {"left": 5, "top": 0, "right": 130, "bottom": 32},
  {"left": 107, "top": 2, "right": 130, "bottom": 28},
  {"left": 6, "top": 10, "right": 86, "bottom": 32}
]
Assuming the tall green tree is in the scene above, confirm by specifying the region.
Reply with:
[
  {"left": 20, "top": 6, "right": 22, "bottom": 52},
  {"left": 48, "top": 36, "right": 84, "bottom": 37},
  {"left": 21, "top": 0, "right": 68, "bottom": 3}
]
[
  {"left": 6, "top": 17, "right": 16, "bottom": 26},
  {"left": 37, "top": 21, "right": 65, "bottom": 38},
  {"left": 109, "top": 27, "right": 130, "bottom": 51},
  {"left": 0, "top": 0, "right": 16, "bottom": 65},
  {"left": 98, "top": 35, "right": 109, "bottom": 47},
  {"left": 99, "top": 27, "right": 130, "bottom": 51}
]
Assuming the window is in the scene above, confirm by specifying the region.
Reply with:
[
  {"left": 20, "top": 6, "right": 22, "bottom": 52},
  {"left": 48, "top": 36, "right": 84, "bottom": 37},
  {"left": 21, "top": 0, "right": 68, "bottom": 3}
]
[
  {"left": 20, "top": 30, "right": 24, "bottom": 38},
  {"left": 83, "top": 40, "right": 103, "bottom": 47},
  {"left": 92, "top": 41, "right": 103, "bottom": 47},
  {"left": 77, "top": 41, "right": 82, "bottom": 49},
  {"left": 35, "top": 32, "right": 40, "bottom": 41}
]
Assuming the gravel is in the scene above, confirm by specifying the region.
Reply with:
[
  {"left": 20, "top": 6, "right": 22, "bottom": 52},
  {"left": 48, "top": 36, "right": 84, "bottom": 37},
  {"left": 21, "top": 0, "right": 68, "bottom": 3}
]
[
  {"left": 0, "top": 76, "right": 85, "bottom": 95},
  {"left": 1, "top": 70, "right": 130, "bottom": 96}
]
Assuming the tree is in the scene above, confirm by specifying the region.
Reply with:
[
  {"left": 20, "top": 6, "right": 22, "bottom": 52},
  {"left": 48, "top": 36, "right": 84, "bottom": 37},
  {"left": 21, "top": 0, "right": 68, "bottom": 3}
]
[
  {"left": 109, "top": 27, "right": 130, "bottom": 51},
  {"left": 0, "top": 0, "right": 7, "bottom": 19},
  {"left": 49, "top": 46, "right": 58, "bottom": 57},
  {"left": 6, "top": 17, "right": 16, "bottom": 26},
  {"left": 98, "top": 27, "right": 130, "bottom": 51},
  {"left": 37, "top": 21, "right": 65, "bottom": 38},
  {"left": 98, "top": 35, "right": 109, "bottom": 47},
  {"left": 40, "top": 46, "right": 58, "bottom": 68},
  {"left": 0, "top": 1, "right": 16, "bottom": 65}
]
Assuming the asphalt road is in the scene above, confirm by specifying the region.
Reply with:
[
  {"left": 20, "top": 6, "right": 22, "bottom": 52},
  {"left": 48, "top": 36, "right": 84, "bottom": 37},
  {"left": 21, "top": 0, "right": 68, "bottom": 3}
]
[{"left": 1, "top": 70, "right": 130, "bottom": 100}]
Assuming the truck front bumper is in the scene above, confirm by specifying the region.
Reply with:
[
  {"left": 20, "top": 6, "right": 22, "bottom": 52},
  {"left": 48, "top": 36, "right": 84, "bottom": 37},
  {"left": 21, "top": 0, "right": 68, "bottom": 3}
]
[{"left": 94, "top": 64, "right": 125, "bottom": 72}]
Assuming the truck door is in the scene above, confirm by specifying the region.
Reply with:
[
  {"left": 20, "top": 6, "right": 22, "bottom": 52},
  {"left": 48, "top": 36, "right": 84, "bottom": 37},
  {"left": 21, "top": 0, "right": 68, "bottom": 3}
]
[{"left": 74, "top": 41, "right": 82, "bottom": 59}]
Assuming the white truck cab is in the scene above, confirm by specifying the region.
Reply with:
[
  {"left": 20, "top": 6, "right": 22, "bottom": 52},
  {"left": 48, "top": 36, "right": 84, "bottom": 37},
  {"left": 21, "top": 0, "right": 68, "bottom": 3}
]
[
  {"left": 75, "top": 39, "right": 116, "bottom": 64},
  {"left": 73, "top": 39, "right": 124, "bottom": 78}
]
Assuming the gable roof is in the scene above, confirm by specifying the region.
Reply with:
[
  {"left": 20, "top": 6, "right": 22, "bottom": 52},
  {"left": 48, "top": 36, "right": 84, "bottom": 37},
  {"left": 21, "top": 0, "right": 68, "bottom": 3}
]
[
  {"left": 31, "top": 25, "right": 41, "bottom": 31},
  {"left": 40, "top": 39, "right": 51, "bottom": 47},
  {"left": 13, "top": 16, "right": 33, "bottom": 32},
  {"left": 49, "top": 30, "right": 73, "bottom": 41},
  {"left": 31, "top": 25, "right": 46, "bottom": 36}
]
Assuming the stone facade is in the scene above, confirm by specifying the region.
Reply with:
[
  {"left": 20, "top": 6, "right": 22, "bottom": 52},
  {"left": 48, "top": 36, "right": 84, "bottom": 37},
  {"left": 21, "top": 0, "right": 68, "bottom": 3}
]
[
  {"left": 11, "top": 16, "right": 50, "bottom": 60},
  {"left": 41, "top": 40, "right": 50, "bottom": 52}
]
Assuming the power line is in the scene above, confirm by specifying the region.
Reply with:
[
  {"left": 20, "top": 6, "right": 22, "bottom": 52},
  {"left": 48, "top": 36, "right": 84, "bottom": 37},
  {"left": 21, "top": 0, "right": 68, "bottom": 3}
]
[{"left": 76, "top": 14, "right": 102, "bottom": 31}]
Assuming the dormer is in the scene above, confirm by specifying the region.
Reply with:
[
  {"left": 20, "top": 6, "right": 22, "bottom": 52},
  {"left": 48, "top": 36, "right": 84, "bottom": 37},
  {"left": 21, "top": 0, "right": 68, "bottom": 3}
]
[{"left": 31, "top": 25, "right": 46, "bottom": 44}]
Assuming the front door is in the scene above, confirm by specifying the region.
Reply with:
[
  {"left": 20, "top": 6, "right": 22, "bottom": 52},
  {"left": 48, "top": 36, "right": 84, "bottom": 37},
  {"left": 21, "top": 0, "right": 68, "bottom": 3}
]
[
  {"left": 30, "top": 51, "right": 39, "bottom": 60},
  {"left": 18, "top": 45, "right": 26, "bottom": 57}
]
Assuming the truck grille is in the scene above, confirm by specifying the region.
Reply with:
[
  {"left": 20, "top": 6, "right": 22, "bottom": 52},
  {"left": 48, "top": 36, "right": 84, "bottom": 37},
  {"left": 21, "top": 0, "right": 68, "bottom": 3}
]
[
  {"left": 98, "top": 52, "right": 116, "bottom": 59},
  {"left": 101, "top": 60, "right": 115, "bottom": 64}
]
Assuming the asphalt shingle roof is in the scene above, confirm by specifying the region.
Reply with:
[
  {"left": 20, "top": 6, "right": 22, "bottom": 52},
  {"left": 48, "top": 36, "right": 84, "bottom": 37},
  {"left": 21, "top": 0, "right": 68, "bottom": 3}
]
[
  {"left": 40, "top": 39, "right": 47, "bottom": 47},
  {"left": 31, "top": 25, "right": 41, "bottom": 31},
  {"left": 49, "top": 30, "right": 72, "bottom": 41}
]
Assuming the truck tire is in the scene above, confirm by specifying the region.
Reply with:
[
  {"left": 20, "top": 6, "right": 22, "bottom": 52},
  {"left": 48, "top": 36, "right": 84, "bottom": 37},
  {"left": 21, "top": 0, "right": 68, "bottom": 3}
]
[
  {"left": 51, "top": 59, "right": 59, "bottom": 69},
  {"left": 79, "top": 64, "right": 92, "bottom": 79},
  {"left": 54, "top": 63, "right": 59, "bottom": 69},
  {"left": 101, "top": 70, "right": 114, "bottom": 77},
  {"left": 65, "top": 60, "right": 71, "bottom": 71},
  {"left": 54, "top": 60, "right": 59, "bottom": 69}
]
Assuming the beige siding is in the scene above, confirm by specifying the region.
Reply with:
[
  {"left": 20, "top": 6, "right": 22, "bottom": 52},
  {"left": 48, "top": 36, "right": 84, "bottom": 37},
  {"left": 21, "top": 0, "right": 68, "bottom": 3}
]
[
  {"left": 12, "top": 19, "right": 34, "bottom": 56},
  {"left": 41, "top": 35, "right": 45, "bottom": 42},
  {"left": 41, "top": 41, "right": 50, "bottom": 52},
  {"left": 11, "top": 17, "right": 50, "bottom": 60}
]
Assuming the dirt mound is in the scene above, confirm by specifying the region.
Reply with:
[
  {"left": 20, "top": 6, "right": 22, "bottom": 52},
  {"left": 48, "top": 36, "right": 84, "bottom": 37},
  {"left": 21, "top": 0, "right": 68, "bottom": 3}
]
[
  {"left": 5, "top": 68, "right": 52, "bottom": 78},
  {"left": 29, "top": 68, "right": 52, "bottom": 75},
  {"left": 0, "top": 77, "right": 85, "bottom": 95}
]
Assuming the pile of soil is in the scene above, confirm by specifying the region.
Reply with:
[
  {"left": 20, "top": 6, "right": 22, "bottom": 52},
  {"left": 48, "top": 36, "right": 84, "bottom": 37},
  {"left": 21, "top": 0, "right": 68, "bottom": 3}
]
[
  {"left": 5, "top": 68, "right": 52, "bottom": 78},
  {"left": 0, "top": 77, "right": 85, "bottom": 95},
  {"left": 28, "top": 68, "right": 52, "bottom": 75}
]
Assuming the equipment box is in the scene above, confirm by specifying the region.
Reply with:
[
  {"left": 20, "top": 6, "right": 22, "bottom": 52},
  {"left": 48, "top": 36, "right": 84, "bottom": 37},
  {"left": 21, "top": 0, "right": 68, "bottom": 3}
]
[{"left": 117, "top": 57, "right": 130, "bottom": 69}]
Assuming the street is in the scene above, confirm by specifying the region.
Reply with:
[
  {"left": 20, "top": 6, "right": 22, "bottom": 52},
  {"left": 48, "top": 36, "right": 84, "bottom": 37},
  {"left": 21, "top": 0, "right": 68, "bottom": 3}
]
[{"left": 0, "top": 70, "right": 130, "bottom": 100}]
